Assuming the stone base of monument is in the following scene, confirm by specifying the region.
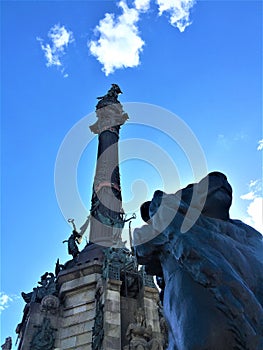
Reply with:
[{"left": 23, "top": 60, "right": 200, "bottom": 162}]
[{"left": 16, "top": 247, "right": 166, "bottom": 350}]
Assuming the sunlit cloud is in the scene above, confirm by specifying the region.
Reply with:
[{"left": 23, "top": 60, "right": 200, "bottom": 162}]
[
  {"left": 89, "top": 0, "right": 196, "bottom": 75},
  {"left": 257, "top": 139, "right": 263, "bottom": 151},
  {"left": 240, "top": 179, "right": 260, "bottom": 200},
  {"left": 243, "top": 197, "right": 263, "bottom": 234},
  {"left": 241, "top": 179, "right": 263, "bottom": 234},
  {"left": 134, "top": 0, "right": 151, "bottom": 12},
  {"left": 249, "top": 179, "right": 260, "bottom": 188},
  {"left": 0, "top": 292, "right": 13, "bottom": 313},
  {"left": 240, "top": 191, "right": 255, "bottom": 201},
  {"left": 89, "top": 1, "right": 144, "bottom": 76},
  {"left": 37, "top": 24, "right": 74, "bottom": 77},
  {"left": 156, "top": 0, "right": 196, "bottom": 32}
]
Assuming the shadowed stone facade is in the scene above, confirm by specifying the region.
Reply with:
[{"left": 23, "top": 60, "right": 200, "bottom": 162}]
[{"left": 16, "top": 249, "right": 165, "bottom": 350}]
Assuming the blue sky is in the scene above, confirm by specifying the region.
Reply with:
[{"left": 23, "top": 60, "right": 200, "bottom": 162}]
[{"left": 1, "top": 0, "right": 262, "bottom": 345}]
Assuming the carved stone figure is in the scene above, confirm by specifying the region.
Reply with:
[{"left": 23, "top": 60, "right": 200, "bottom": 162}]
[
  {"left": 30, "top": 317, "right": 56, "bottom": 350},
  {"left": 134, "top": 172, "right": 263, "bottom": 350},
  {"left": 1, "top": 337, "right": 12, "bottom": 350},
  {"left": 125, "top": 308, "right": 162, "bottom": 350},
  {"left": 40, "top": 295, "right": 60, "bottom": 314},
  {"left": 125, "top": 308, "right": 148, "bottom": 350},
  {"left": 146, "top": 326, "right": 162, "bottom": 350}
]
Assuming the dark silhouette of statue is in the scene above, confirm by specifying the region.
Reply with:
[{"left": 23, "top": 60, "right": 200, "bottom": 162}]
[
  {"left": 96, "top": 83, "right": 123, "bottom": 109},
  {"left": 63, "top": 218, "right": 86, "bottom": 259},
  {"left": 21, "top": 272, "right": 57, "bottom": 304},
  {"left": 1, "top": 337, "right": 12, "bottom": 350},
  {"left": 90, "top": 83, "right": 128, "bottom": 135},
  {"left": 63, "top": 230, "right": 81, "bottom": 258},
  {"left": 134, "top": 172, "right": 263, "bottom": 350}
]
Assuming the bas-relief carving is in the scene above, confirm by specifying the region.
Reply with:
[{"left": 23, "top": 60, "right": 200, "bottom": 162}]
[
  {"left": 124, "top": 308, "right": 162, "bottom": 350},
  {"left": 30, "top": 317, "right": 56, "bottom": 350},
  {"left": 40, "top": 295, "right": 60, "bottom": 314}
]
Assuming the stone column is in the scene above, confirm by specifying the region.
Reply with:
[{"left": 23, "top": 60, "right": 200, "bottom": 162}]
[
  {"left": 89, "top": 85, "right": 129, "bottom": 247},
  {"left": 103, "top": 279, "right": 122, "bottom": 350},
  {"left": 143, "top": 286, "right": 162, "bottom": 340},
  {"left": 57, "top": 261, "right": 102, "bottom": 350}
]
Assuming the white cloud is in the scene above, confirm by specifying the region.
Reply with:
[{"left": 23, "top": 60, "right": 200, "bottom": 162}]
[
  {"left": 240, "top": 191, "right": 255, "bottom": 201},
  {"left": 249, "top": 179, "right": 260, "bottom": 188},
  {"left": 89, "top": 0, "right": 197, "bottom": 75},
  {"left": 134, "top": 0, "right": 151, "bottom": 12},
  {"left": 156, "top": 0, "right": 196, "bottom": 32},
  {"left": 89, "top": 1, "right": 145, "bottom": 76},
  {"left": 0, "top": 292, "right": 13, "bottom": 312},
  {"left": 248, "top": 179, "right": 262, "bottom": 195},
  {"left": 38, "top": 41, "right": 61, "bottom": 67},
  {"left": 240, "top": 180, "right": 260, "bottom": 200},
  {"left": 48, "top": 24, "right": 73, "bottom": 49},
  {"left": 241, "top": 179, "right": 263, "bottom": 234},
  {"left": 257, "top": 139, "right": 263, "bottom": 151},
  {"left": 243, "top": 197, "right": 263, "bottom": 234},
  {"left": 37, "top": 24, "right": 74, "bottom": 76}
]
